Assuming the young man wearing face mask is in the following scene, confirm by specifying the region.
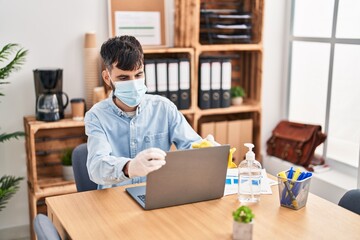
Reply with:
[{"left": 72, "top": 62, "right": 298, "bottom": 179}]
[{"left": 84, "top": 35, "right": 211, "bottom": 189}]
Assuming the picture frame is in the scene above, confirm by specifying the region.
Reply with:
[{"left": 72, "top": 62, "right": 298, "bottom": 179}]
[{"left": 108, "top": 0, "right": 168, "bottom": 47}]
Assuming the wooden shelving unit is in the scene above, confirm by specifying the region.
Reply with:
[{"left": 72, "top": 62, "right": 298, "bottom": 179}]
[
  {"left": 173, "top": 0, "right": 264, "bottom": 159},
  {"left": 24, "top": 116, "right": 87, "bottom": 240}
]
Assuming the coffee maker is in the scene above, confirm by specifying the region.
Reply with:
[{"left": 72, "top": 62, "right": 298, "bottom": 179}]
[{"left": 33, "top": 69, "right": 69, "bottom": 121}]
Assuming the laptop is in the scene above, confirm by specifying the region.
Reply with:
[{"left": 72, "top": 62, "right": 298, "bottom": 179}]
[{"left": 126, "top": 145, "right": 230, "bottom": 210}]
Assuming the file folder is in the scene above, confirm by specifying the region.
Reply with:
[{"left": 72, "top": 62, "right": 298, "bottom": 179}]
[
  {"left": 156, "top": 59, "right": 168, "bottom": 98},
  {"left": 167, "top": 59, "right": 179, "bottom": 108},
  {"left": 144, "top": 59, "right": 157, "bottom": 94},
  {"left": 221, "top": 58, "right": 232, "bottom": 108},
  {"left": 179, "top": 58, "right": 191, "bottom": 110},
  {"left": 211, "top": 59, "right": 221, "bottom": 108},
  {"left": 199, "top": 59, "right": 211, "bottom": 109}
]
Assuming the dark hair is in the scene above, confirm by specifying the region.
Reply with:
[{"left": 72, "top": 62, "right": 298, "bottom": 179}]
[{"left": 100, "top": 35, "right": 144, "bottom": 72}]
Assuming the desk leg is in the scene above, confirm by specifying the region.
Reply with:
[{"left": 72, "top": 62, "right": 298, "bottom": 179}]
[{"left": 47, "top": 205, "right": 69, "bottom": 240}]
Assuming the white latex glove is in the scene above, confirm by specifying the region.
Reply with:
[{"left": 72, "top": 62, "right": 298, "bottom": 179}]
[
  {"left": 205, "top": 134, "right": 221, "bottom": 146},
  {"left": 128, "top": 148, "right": 166, "bottom": 178}
]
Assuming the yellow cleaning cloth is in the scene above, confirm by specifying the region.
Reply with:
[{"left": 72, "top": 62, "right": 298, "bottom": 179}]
[
  {"left": 192, "top": 140, "right": 237, "bottom": 168},
  {"left": 191, "top": 139, "right": 214, "bottom": 148},
  {"left": 228, "top": 148, "right": 237, "bottom": 168}
]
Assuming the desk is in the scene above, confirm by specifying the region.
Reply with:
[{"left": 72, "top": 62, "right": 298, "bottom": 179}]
[{"left": 46, "top": 181, "right": 360, "bottom": 240}]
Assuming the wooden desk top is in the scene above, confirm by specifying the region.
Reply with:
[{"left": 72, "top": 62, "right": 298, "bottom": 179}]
[{"left": 46, "top": 182, "right": 360, "bottom": 240}]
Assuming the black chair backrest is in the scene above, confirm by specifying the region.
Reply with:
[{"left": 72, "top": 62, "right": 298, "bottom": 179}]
[
  {"left": 72, "top": 143, "right": 97, "bottom": 192},
  {"left": 338, "top": 189, "right": 360, "bottom": 215}
]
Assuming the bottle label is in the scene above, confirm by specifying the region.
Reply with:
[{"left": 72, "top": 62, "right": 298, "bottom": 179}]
[{"left": 239, "top": 176, "right": 261, "bottom": 194}]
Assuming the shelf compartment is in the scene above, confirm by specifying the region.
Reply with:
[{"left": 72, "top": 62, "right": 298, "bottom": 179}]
[
  {"left": 144, "top": 49, "right": 195, "bottom": 111},
  {"left": 197, "top": 111, "right": 261, "bottom": 160},
  {"left": 198, "top": 0, "right": 263, "bottom": 45},
  {"left": 199, "top": 116, "right": 253, "bottom": 165},
  {"left": 24, "top": 116, "right": 86, "bottom": 193},
  {"left": 197, "top": 50, "right": 262, "bottom": 110}
]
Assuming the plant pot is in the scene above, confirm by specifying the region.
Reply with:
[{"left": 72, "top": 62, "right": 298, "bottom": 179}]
[
  {"left": 231, "top": 97, "right": 243, "bottom": 106},
  {"left": 62, "top": 165, "right": 74, "bottom": 181},
  {"left": 233, "top": 221, "right": 253, "bottom": 240}
]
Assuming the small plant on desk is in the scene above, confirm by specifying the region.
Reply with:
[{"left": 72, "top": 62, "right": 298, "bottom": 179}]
[{"left": 232, "top": 205, "right": 254, "bottom": 240}]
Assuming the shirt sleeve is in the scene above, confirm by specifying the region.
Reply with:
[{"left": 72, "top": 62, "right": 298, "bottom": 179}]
[
  {"left": 167, "top": 104, "right": 202, "bottom": 149},
  {"left": 84, "top": 111, "right": 130, "bottom": 185}
]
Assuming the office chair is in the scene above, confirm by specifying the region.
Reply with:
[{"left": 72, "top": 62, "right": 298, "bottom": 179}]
[
  {"left": 338, "top": 189, "right": 360, "bottom": 215},
  {"left": 72, "top": 143, "right": 98, "bottom": 192},
  {"left": 34, "top": 214, "right": 60, "bottom": 240}
]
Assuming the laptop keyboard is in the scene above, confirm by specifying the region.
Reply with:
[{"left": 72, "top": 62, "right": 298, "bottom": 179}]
[{"left": 137, "top": 194, "right": 146, "bottom": 203}]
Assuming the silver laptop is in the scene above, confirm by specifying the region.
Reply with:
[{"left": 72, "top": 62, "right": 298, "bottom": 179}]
[{"left": 126, "top": 145, "right": 230, "bottom": 210}]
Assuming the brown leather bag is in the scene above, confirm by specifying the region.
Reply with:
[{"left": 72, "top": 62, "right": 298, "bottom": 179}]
[{"left": 266, "top": 120, "right": 327, "bottom": 167}]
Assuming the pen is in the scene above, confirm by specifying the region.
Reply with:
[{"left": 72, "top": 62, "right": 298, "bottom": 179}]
[
  {"left": 287, "top": 167, "right": 294, "bottom": 179},
  {"left": 278, "top": 171, "right": 298, "bottom": 208},
  {"left": 292, "top": 172, "right": 312, "bottom": 197}
]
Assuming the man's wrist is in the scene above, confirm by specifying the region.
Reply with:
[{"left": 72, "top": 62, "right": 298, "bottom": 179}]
[{"left": 123, "top": 161, "right": 130, "bottom": 177}]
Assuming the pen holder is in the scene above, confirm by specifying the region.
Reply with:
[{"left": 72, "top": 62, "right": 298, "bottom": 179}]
[{"left": 277, "top": 171, "right": 312, "bottom": 210}]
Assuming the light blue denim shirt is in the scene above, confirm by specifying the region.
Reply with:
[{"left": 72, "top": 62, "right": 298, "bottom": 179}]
[{"left": 84, "top": 94, "right": 202, "bottom": 189}]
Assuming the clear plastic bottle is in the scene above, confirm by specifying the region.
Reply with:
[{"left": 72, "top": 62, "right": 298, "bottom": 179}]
[{"left": 238, "top": 143, "right": 262, "bottom": 203}]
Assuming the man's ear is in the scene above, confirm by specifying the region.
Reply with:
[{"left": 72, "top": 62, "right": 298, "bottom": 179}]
[{"left": 102, "top": 70, "right": 111, "bottom": 88}]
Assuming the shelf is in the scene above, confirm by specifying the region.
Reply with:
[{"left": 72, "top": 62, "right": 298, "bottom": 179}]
[
  {"left": 197, "top": 43, "right": 262, "bottom": 52},
  {"left": 196, "top": 101, "right": 261, "bottom": 116},
  {"left": 144, "top": 47, "right": 194, "bottom": 54},
  {"left": 180, "top": 108, "right": 195, "bottom": 115},
  {"left": 25, "top": 116, "right": 85, "bottom": 133}
]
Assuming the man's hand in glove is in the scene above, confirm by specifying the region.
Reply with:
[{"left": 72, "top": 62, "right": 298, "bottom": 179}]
[{"left": 126, "top": 148, "right": 166, "bottom": 178}]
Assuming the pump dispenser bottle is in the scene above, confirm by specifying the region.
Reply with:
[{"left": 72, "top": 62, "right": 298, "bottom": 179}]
[{"left": 238, "top": 143, "right": 262, "bottom": 203}]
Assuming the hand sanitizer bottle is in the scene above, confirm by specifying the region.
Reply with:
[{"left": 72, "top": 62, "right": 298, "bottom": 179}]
[{"left": 238, "top": 143, "right": 262, "bottom": 203}]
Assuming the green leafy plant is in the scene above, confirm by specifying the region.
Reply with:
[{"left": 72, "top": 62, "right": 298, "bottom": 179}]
[
  {"left": 0, "top": 43, "right": 28, "bottom": 211},
  {"left": 232, "top": 205, "right": 254, "bottom": 223},
  {"left": 0, "top": 43, "right": 28, "bottom": 142},
  {"left": 0, "top": 176, "right": 24, "bottom": 211},
  {"left": 230, "top": 86, "right": 246, "bottom": 98},
  {"left": 61, "top": 148, "right": 73, "bottom": 166}
]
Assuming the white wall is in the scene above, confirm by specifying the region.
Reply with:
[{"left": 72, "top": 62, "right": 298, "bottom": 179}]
[
  {"left": 0, "top": 0, "right": 287, "bottom": 231},
  {"left": 0, "top": 0, "right": 108, "bottom": 229}
]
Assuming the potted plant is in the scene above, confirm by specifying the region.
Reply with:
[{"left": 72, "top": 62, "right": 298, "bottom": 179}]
[
  {"left": 61, "top": 148, "right": 74, "bottom": 181},
  {"left": 232, "top": 205, "right": 254, "bottom": 240},
  {"left": 0, "top": 43, "right": 27, "bottom": 211},
  {"left": 230, "top": 86, "right": 246, "bottom": 105}
]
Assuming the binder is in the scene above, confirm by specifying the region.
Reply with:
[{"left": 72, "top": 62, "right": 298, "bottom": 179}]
[
  {"left": 211, "top": 59, "right": 221, "bottom": 108},
  {"left": 156, "top": 59, "right": 168, "bottom": 98},
  {"left": 167, "top": 59, "right": 179, "bottom": 107},
  {"left": 179, "top": 58, "right": 191, "bottom": 110},
  {"left": 221, "top": 58, "right": 232, "bottom": 108},
  {"left": 144, "top": 59, "right": 157, "bottom": 94},
  {"left": 199, "top": 59, "right": 211, "bottom": 109}
]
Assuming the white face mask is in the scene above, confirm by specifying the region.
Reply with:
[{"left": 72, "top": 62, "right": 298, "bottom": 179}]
[
  {"left": 107, "top": 70, "right": 147, "bottom": 107},
  {"left": 112, "top": 78, "right": 147, "bottom": 107}
]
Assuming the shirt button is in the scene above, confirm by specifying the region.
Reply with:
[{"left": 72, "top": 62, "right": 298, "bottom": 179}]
[{"left": 144, "top": 136, "right": 150, "bottom": 143}]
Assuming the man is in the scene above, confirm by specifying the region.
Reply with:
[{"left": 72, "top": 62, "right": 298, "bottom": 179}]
[{"left": 84, "top": 35, "right": 204, "bottom": 189}]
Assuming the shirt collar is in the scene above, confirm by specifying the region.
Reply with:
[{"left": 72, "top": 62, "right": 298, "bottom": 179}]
[{"left": 107, "top": 94, "right": 146, "bottom": 116}]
